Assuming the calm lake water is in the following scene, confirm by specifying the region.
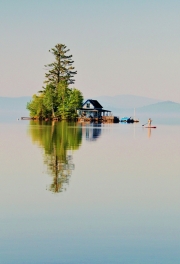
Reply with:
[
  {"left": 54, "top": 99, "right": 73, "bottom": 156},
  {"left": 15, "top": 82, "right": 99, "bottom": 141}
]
[{"left": 0, "top": 116, "right": 180, "bottom": 264}]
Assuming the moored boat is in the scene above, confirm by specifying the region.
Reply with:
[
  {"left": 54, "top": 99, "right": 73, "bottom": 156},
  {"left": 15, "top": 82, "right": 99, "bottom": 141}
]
[{"left": 120, "top": 117, "right": 134, "bottom": 123}]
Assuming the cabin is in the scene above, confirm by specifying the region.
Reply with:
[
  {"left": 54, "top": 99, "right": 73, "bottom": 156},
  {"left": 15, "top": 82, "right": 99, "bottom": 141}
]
[
  {"left": 77, "top": 99, "right": 111, "bottom": 118},
  {"left": 77, "top": 99, "right": 119, "bottom": 123}
]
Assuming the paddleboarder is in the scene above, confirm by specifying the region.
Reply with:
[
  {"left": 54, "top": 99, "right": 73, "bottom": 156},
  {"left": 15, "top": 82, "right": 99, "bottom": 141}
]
[{"left": 148, "top": 118, "right": 152, "bottom": 127}]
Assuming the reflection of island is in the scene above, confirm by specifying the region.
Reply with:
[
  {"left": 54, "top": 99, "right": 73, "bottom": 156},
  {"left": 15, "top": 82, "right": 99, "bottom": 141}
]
[
  {"left": 28, "top": 121, "right": 82, "bottom": 193},
  {"left": 81, "top": 123, "right": 102, "bottom": 141}
]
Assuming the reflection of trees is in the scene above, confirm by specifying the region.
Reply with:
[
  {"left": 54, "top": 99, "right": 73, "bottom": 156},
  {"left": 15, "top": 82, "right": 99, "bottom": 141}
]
[
  {"left": 82, "top": 123, "right": 102, "bottom": 141},
  {"left": 28, "top": 121, "right": 82, "bottom": 193}
]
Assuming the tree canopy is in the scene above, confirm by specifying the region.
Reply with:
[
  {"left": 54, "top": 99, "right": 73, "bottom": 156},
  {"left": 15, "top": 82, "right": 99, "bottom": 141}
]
[{"left": 27, "top": 43, "right": 83, "bottom": 119}]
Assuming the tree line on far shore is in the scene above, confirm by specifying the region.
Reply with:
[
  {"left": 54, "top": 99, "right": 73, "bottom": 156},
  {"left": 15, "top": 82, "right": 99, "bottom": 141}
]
[{"left": 27, "top": 44, "right": 83, "bottom": 120}]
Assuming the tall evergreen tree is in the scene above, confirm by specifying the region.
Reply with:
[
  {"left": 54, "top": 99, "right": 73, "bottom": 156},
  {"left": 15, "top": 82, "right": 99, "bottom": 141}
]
[
  {"left": 44, "top": 44, "right": 77, "bottom": 86},
  {"left": 27, "top": 43, "right": 83, "bottom": 119}
]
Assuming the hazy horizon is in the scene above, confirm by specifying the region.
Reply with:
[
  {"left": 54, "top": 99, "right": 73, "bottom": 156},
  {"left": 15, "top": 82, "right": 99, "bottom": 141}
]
[
  {"left": 0, "top": 93, "right": 173, "bottom": 102},
  {"left": 1, "top": 95, "right": 180, "bottom": 118}
]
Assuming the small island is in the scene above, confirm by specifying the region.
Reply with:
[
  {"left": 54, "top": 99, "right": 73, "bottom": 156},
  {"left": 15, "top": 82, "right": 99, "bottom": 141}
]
[{"left": 26, "top": 43, "right": 118, "bottom": 123}]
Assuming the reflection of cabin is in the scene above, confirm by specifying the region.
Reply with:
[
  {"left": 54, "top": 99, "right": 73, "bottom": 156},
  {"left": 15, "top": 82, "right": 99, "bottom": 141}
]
[
  {"left": 77, "top": 99, "right": 119, "bottom": 123},
  {"left": 82, "top": 123, "right": 102, "bottom": 141}
]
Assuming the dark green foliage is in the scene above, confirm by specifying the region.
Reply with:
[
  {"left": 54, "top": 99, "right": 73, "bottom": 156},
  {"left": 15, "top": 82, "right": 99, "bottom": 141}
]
[
  {"left": 44, "top": 43, "right": 77, "bottom": 85},
  {"left": 56, "top": 81, "right": 83, "bottom": 119}
]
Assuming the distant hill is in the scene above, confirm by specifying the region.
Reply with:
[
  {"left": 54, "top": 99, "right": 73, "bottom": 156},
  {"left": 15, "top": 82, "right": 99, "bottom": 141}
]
[
  {"left": 0, "top": 96, "right": 31, "bottom": 113},
  {"left": 92, "top": 94, "right": 162, "bottom": 109},
  {"left": 0, "top": 96, "right": 32, "bottom": 118},
  {"left": 91, "top": 100, "right": 180, "bottom": 117},
  {"left": 137, "top": 101, "right": 180, "bottom": 113}
]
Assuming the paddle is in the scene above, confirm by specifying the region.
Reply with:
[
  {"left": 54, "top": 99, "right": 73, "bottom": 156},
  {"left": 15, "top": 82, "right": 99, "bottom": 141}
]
[{"left": 142, "top": 123, "right": 147, "bottom": 126}]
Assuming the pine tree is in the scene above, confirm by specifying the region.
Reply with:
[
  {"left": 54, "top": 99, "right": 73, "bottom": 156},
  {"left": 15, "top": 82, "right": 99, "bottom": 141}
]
[{"left": 44, "top": 44, "right": 77, "bottom": 86}]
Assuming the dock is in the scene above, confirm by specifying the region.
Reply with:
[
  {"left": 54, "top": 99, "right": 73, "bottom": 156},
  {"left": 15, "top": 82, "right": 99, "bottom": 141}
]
[{"left": 77, "top": 116, "right": 119, "bottom": 123}]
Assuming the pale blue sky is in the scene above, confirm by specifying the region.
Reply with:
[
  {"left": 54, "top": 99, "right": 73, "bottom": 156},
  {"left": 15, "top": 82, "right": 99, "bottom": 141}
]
[{"left": 1, "top": 0, "right": 180, "bottom": 102}]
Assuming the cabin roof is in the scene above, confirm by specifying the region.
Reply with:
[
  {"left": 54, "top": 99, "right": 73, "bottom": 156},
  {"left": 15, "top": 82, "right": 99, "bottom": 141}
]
[
  {"left": 83, "top": 99, "right": 103, "bottom": 109},
  {"left": 78, "top": 108, "right": 111, "bottom": 112}
]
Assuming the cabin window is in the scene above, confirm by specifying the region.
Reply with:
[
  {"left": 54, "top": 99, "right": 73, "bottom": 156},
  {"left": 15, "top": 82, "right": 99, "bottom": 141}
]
[{"left": 86, "top": 103, "right": 90, "bottom": 108}]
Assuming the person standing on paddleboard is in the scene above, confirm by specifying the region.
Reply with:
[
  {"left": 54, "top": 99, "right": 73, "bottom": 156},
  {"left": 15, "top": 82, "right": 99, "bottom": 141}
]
[{"left": 148, "top": 118, "right": 152, "bottom": 127}]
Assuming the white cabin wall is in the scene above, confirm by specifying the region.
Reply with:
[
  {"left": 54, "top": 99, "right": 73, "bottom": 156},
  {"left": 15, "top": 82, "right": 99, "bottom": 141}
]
[{"left": 82, "top": 101, "right": 94, "bottom": 109}]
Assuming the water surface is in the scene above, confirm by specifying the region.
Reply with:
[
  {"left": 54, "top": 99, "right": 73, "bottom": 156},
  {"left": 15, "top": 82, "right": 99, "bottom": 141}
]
[{"left": 0, "top": 118, "right": 180, "bottom": 264}]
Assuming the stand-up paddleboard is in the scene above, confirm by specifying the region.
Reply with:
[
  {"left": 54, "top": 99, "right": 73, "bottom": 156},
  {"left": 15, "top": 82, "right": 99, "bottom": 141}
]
[{"left": 145, "top": 126, "right": 156, "bottom": 128}]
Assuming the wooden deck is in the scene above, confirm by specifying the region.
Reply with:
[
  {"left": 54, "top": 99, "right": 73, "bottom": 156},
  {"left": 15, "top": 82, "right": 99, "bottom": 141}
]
[
  {"left": 77, "top": 116, "right": 119, "bottom": 123},
  {"left": 21, "top": 117, "right": 60, "bottom": 121},
  {"left": 21, "top": 116, "right": 119, "bottom": 123}
]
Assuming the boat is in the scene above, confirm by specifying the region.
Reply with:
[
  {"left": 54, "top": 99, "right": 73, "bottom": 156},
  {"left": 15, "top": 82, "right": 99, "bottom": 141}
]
[
  {"left": 120, "top": 117, "right": 130, "bottom": 122},
  {"left": 145, "top": 126, "right": 157, "bottom": 128},
  {"left": 120, "top": 117, "right": 134, "bottom": 123}
]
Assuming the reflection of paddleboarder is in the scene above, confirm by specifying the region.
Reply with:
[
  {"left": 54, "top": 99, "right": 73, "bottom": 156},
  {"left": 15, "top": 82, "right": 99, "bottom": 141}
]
[
  {"left": 148, "top": 118, "right": 152, "bottom": 127},
  {"left": 148, "top": 127, "right": 151, "bottom": 138}
]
